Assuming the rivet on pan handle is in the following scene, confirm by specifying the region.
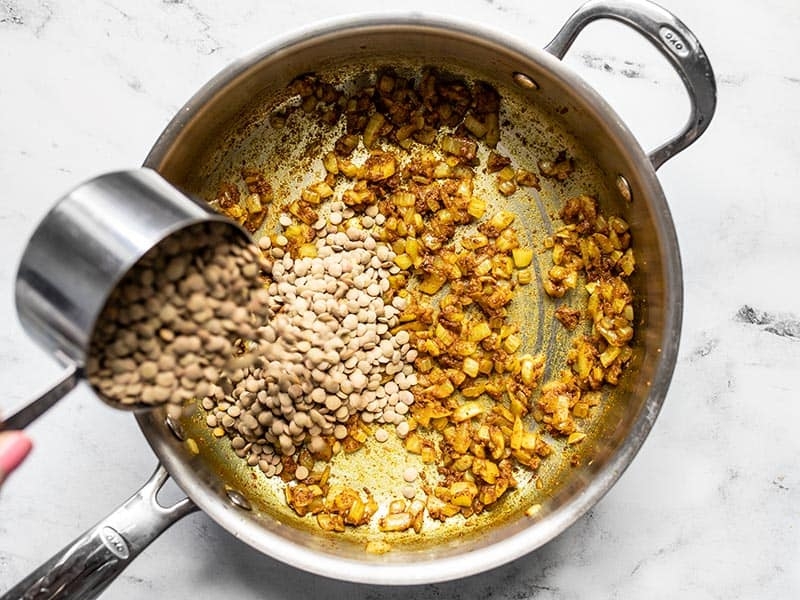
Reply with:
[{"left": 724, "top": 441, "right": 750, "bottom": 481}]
[
  {"left": 544, "top": 0, "right": 717, "bottom": 170},
  {"left": 0, "top": 465, "right": 196, "bottom": 600}
]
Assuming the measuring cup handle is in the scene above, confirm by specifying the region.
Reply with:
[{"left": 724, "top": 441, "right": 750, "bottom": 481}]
[
  {"left": 544, "top": 0, "right": 717, "bottom": 170},
  {"left": 1, "top": 364, "right": 82, "bottom": 431},
  {"left": 1, "top": 464, "right": 196, "bottom": 600}
]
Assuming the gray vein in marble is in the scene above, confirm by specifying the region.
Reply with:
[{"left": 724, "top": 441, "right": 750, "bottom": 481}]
[
  {"left": 689, "top": 336, "right": 719, "bottom": 361},
  {"left": 717, "top": 466, "right": 741, "bottom": 502},
  {"left": 477, "top": 0, "right": 538, "bottom": 28},
  {"left": 120, "top": 573, "right": 153, "bottom": 591},
  {"left": 718, "top": 73, "right": 747, "bottom": 86},
  {"left": 735, "top": 304, "right": 800, "bottom": 339},
  {"left": 772, "top": 475, "right": 789, "bottom": 491},
  {"left": 628, "top": 534, "right": 686, "bottom": 578},
  {"left": 482, "top": 0, "right": 512, "bottom": 13},
  {"left": 0, "top": 0, "right": 22, "bottom": 25},
  {"left": 101, "top": 0, "right": 133, "bottom": 21},
  {"left": 126, "top": 75, "right": 144, "bottom": 93},
  {"left": 580, "top": 52, "right": 646, "bottom": 79},
  {"left": 160, "top": 0, "right": 221, "bottom": 55},
  {"left": 720, "top": 72, "right": 800, "bottom": 87},
  {"left": 0, "top": 0, "right": 52, "bottom": 36}
]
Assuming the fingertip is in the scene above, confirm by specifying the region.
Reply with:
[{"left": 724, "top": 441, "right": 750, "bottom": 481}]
[{"left": 0, "top": 431, "right": 33, "bottom": 479}]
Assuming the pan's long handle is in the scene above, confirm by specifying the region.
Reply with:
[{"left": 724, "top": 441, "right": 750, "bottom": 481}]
[
  {"left": 1, "top": 465, "right": 197, "bottom": 600},
  {"left": 1, "top": 364, "right": 82, "bottom": 431},
  {"left": 544, "top": 0, "right": 717, "bottom": 170}
]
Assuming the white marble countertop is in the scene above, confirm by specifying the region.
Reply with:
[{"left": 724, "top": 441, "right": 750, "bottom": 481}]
[{"left": 1, "top": 0, "right": 798, "bottom": 598}]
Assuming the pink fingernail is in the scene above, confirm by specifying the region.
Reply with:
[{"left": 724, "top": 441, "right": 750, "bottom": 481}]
[{"left": 0, "top": 432, "right": 33, "bottom": 477}]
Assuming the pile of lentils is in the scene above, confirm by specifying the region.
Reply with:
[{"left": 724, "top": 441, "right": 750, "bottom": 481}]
[
  {"left": 204, "top": 205, "right": 418, "bottom": 479},
  {"left": 87, "top": 222, "right": 269, "bottom": 409},
  {"left": 88, "top": 210, "right": 420, "bottom": 481}
]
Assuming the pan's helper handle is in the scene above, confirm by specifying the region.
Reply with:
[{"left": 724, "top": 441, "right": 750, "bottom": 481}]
[
  {"left": 1, "top": 465, "right": 197, "bottom": 600},
  {"left": 1, "top": 364, "right": 82, "bottom": 431},
  {"left": 544, "top": 0, "right": 717, "bottom": 170}
]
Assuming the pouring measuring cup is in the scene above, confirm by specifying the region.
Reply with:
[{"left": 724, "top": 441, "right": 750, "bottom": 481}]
[{"left": 2, "top": 168, "right": 247, "bottom": 430}]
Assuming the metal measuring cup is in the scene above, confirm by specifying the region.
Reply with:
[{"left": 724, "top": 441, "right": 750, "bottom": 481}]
[{"left": 2, "top": 169, "right": 246, "bottom": 430}]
